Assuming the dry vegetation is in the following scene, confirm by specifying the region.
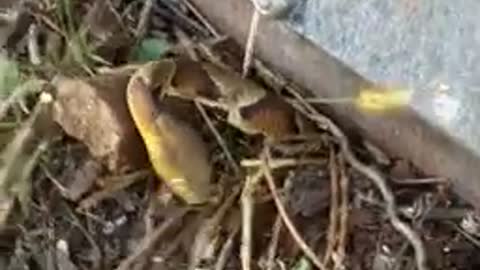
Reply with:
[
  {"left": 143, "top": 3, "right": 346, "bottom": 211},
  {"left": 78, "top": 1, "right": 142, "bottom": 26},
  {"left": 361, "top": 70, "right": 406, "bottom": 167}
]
[{"left": 0, "top": 1, "right": 478, "bottom": 270}]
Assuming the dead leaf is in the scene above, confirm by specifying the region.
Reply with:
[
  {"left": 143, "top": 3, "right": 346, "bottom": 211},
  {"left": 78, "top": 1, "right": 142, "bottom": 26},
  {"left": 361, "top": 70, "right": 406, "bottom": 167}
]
[
  {"left": 82, "top": 0, "right": 132, "bottom": 63},
  {"left": 127, "top": 64, "right": 213, "bottom": 205},
  {"left": 61, "top": 159, "right": 102, "bottom": 202},
  {"left": 188, "top": 188, "right": 239, "bottom": 270},
  {"left": 52, "top": 70, "right": 149, "bottom": 172},
  {"left": 288, "top": 167, "right": 330, "bottom": 217}
]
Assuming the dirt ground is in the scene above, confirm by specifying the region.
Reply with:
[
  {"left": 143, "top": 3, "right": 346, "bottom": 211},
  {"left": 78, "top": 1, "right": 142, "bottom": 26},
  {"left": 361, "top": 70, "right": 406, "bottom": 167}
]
[{"left": 0, "top": 1, "right": 479, "bottom": 270}]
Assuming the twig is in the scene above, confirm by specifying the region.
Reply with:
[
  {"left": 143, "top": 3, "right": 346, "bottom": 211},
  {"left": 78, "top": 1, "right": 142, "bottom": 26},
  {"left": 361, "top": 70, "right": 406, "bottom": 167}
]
[
  {"left": 63, "top": 202, "right": 103, "bottom": 270},
  {"left": 450, "top": 222, "right": 480, "bottom": 249},
  {"left": 286, "top": 87, "right": 429, "bottom": 270},
  {"left": 28, "top": 23, "right": 41, "bottom": 65},
  {"left": 197, "top": 41, "right": 234, "bottom": 71},
  {"left": 391, "top": 177, "right": 447, "bottom": 185},
  {"left": 266, "top": 215, "right": 282, "bottom": 270},
  {"left": 106, "top": 0, "right": 126, "bottom": 28},
  {"left": 337, "top": 132, "right": 428, "bottom": 270},
  {"left": 40, "top": 162, "right": 69, "bottom": 195},
  {"left": 356, "top": 191, "right": 444, "bottom": 222},
  {"left": 0, "top": 80, "right": 45, "bottom": 121},
  {"left": 335, "top": 155, "right": 350, "bottom": 269},
  {"left": 251, "top": 58, "right": 288, "bottom": 92},
  {"left": 393, "top": 195, "right": 437, "bottom": 270},
  {"left": 422, "top": 207, "right": 473, "bottom": 220},
  {"left": 115, "top": 207, "right": 189, "bottom": 270},
  {"left": 241, "top": 158, "right": 326, "bottom": 168},
  {"left": 277, "top": 260, "right": 288, "bottom": 270},
  {"left": 154, "top": 214, "right": 206, "bottom": 268},
  {"left": 242, "top": 10, "right": 260, "bottom": 78},
  {"left": 363, "top": 139, "right": 391, "bottom": 165},
  {"left": 195, "top": 100, "right": 240, "bottom": 174},
  {"left": 145, "top": 193, "right": 157, "bottom": 240},
  {"left": 155, "top": 0, "right": 210, "bottom": 37},
  {"left": 174, "top": 26, "right": 200, "bottom": 61},
  {"left": 182, "top": 0, "right": 221, "bottom": 37},
  {"left": 271, "top": 140, "right": 326, "bottom": 156},
  {"left": 242, "top": 0, "right": 294, "bottom": 78},
  {"left": 135, "top": 0, "right": 154, "bottom": 38},
  {"left": 262, "top": 148, "right": 327, "bottom": 270},
  {"left": 77, "top": 170, "right": 151, "bottom": 211},
  {"left": 240, "top": 169, "right": 264, "bottom": 270},
  {"left": 131, "top": 192, "right": 158, "bottom": 270},
  {"left": 215, "top": 218, "right": 240, "bottom": 270},
  {"left": 189, "top": 187, "right": 241, "bottom": 270},
  {"left": 34, "top": 12, "right": 66, "bottom": 38},
  {"left": 77, "top": 211, "right": 109, "bottom": 227},
  {"left": 323, "top": 148, "right": 339, "bottom": 266}
]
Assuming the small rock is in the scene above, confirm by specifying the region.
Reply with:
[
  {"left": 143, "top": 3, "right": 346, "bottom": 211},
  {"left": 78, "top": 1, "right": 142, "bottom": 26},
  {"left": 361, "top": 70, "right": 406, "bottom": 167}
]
[{"left": 52, "top": 71, "right": 149, "bottom": 172}]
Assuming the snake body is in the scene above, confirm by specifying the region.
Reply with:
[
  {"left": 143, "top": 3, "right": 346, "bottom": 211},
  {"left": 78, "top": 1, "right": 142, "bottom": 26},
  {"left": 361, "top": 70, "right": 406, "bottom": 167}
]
[{"left": 126, "top": 66, "right": 212, "bottom": 205}]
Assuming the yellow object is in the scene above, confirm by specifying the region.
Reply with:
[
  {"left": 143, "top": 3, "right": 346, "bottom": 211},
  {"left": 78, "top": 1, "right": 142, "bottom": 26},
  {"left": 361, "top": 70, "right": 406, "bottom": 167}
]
[
  {"left": 354, "top": 86, "right": 412, "bottom": 112},
  {"left": 126, "top": 64, "right": 212, "bottom": 205}
]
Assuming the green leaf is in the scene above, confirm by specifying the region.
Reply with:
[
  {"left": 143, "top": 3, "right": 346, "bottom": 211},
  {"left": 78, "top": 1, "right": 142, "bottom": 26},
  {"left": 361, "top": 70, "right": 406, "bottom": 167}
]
[
  {"left": 0, "top": 55, "right": 20, "bottom": 99},
  {"left": 131, "top": 38, "right": 172, "bottom": 62},
  {"left": 0, "top": 95, "right": 53, "bottom": 228},
  {"left": 291, "top": 257, "right": 312, "bottom": 270}
]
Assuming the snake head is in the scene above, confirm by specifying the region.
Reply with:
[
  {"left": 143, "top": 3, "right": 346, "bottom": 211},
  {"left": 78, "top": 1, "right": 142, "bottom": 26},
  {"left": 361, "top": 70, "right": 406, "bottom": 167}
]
[{"left": 230, "top": 92, "right": 298, "bottom": 140}]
